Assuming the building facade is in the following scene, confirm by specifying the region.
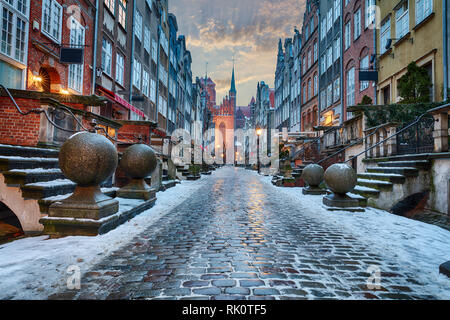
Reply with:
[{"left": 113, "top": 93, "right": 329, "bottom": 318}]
[
  {"left": 94, "top": 0, "right": 138, "bottom": 121},
  {"left": 300, "top": 0, "right": 319, "bottom": 132},
  {"left": 376, "top": 0, "right": 445, "bottom": 104},
  {"left": 290, "top": 29, "right": 302, "bottom": 132},
  {"left": 274, "top": 39, "right": 292, "bottom": 131},
  {"left": 27, "top": 0, "right": 95, "bottom": 96},
  {"left": 0, "top": 0, "right": 30, "bottom": 90},
  {"left": 319, "top": 0, "right": 343, "bottom": 127},
  {"left": 343, "top": 0, "right": 376, "bottom": 120}
]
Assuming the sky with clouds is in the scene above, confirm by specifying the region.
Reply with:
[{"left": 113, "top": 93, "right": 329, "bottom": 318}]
[{"left": 170, "top": 0, "right": 306, "bottom": 106}]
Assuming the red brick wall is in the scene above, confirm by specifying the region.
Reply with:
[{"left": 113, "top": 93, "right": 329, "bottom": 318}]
[
  {"left": 0, "top": 97, "right": 41, "bottom": 146},
  {"left": 27, "top": 0, "right": 95, "bottom": 96},
  {"left": 118, "top": 124, "right": 153, "bottom": 145},
  {"left": 343, "top": 0, "right": 376, "bottom": 120}
]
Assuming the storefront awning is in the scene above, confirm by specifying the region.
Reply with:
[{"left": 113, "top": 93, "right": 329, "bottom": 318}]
[{"left": 97, "top": 85, "right": 146, "bottom": 118}]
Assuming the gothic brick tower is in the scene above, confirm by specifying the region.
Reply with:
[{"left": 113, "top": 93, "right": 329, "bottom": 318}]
[{"left": 212, "top": 66, "right": 236, "bottom": 164}]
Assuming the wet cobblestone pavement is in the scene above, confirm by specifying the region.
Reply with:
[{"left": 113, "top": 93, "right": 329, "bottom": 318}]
[{"left": 51, "top": 168, "right": 445, "bottom": 300}]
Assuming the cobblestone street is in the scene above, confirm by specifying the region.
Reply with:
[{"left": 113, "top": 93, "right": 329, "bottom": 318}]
[{"left": 50, "top": 167, "right": 448, "bottom": 300}]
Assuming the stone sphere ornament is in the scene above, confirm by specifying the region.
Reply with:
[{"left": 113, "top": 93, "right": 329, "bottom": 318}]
[
  {"left": 302, "top": 164, "right": 324, "bottom": 187},
  {"left": 119, "top": 143, "right": 157, "bottom": 179},
  {"left": 324, "top": 163, "right": 357, "bottom": 195},
  {"left": 322, "top": 163, "right": 363, "bottom": 212},
  {"left": 301, "top": 164, "right": 327, "bottom": 195},
  {"left": 59, "top": 132, "right": 118, "bottom": 186},
  {"left": 117, "top": 143, "right": 158, "bottom": 201}
]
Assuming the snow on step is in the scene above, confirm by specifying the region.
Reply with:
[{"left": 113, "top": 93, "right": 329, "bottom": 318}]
[
  {"left": 353, "top": 185, "right": 379, "bottom": 192},
  {"left": 24, "top": 179, "right": 75, "bottom": 187},
  {"left": 0, "top": 156, "right": 57, "bottom": 161},
  {"left": 8, "top": 168, "right": 61, "bottom": 174},
  {"left": 358, "top": 172, "right": 404, "bottom": 177},
  {"left": 357, "top": 178, "right": 393, "bottom": 186},
  {"left": 367, "top": 166, "right": 417, "bottom": 170}
]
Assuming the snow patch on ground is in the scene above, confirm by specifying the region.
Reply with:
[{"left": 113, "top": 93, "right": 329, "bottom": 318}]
[
  {"left": 261, "top": 175, "right": 450, "bottom": 298},
  {"left": 0, "top": 174, "right": 210, "bottom": 300}
]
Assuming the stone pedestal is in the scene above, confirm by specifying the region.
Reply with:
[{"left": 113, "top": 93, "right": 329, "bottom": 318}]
[
  {"left": 117, "top": 179, "right": 156, "bottom": 200},
  {"left": 432, "top": 112, "right": 449, "bottom": 152},
  {"left": 323, "top": 193, "right": 364, "bottom": 212},
  {"left": 440, "top": 261, "right": 450, "bottom": 278},
  {"left": 48, "top": 186, "right": 118, "bottom": 220},
  {"left": 303, "top": 186, "right": 327, "bottom": 195}
]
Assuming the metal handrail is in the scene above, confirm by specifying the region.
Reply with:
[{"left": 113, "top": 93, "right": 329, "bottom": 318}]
[{"left": 344, "top": 103, "right": 450, "bottom": 164}]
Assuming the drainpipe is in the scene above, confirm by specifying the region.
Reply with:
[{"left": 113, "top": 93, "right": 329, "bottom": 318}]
[
  {"left": 340, "top": 0, "right": 344, "bottom": 125},
  {"left": 91, "top": 0, "right": 99, "bottom": 96},
  {"left": 443, "top": 0, "right": 448, "bottom": 101},
  {"left": 374, "top": 14, "right": 378, "bottom": 105},
  {"left": 129, "top": 0, "right": 136, "bottom": 112}
]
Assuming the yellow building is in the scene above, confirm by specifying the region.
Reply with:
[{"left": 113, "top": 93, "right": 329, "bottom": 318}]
[{"left": 376, "top": 0, "right": 445, "bottom": 104}]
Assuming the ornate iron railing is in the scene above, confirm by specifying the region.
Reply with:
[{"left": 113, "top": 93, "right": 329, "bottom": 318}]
[{"left": 396, "top": 114, "right": 435, "bottom": 155}]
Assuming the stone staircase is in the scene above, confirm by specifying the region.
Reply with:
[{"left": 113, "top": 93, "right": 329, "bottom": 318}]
[
  {"left": 353, "top": 156, "right": 432, "bottom": 212},
  {"left": 0, "top": 144, "right": 116, "bottom": 234}
]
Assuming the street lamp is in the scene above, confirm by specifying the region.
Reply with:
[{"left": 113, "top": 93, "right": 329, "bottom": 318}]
[{"left": 256, "top": 128, "right": 263, "bottom": 174}]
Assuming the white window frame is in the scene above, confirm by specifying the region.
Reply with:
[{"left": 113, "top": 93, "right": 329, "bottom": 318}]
[
  {"left": 347, "top": 67, "right": 355, "bottom": 107},
  {"left": 144, "top": 26, "right": 151, "bottom": 53},
  {"left": 142, "top": 69, "right": 149, "bottom": 97},
  {"left": 118, "top": 0, "right": 127, "bottom": 29},
  {"left": 68, "top": 17, "right": 85, "bottom": 93},
  {"left": 101, "top": 37, "right": 112, "bottom": 76},
  {"left": 104, "top": 0, "right": 115, "bottom": 13},
  {"left": 135, "top": 10, "right": 142, "bottom": 41},
  {"left": 365, "top": 0, "right": 376, "bottom": 28},
  {"left": 380, "top": 17, "right": 391, "bottom": 54},
  {"left": 345, "top": 21, "right": 351, "bottom": 49},
  {"left": 415, "top": 0, "right": 433, "bottom": 25},
  {"left": 133, "top": 58, "right": 141, "bottom": 90},
  {"left": 115, "top": 52, "right": 124, "bottom": 85},
  {"left": 396, "top": 1, "right": 409, "bottom": 39},
  {"left": 41, "top": 0, "right": 62, "bottom": 44},
  {"left": 354, "top": 9, "right": 361, "bottom": 40},
  {"left": 334, "top": 0, "right": 341, "bottom": 21},
  {"left": 0, "top": 0, "right": 29, "bottom": 65}
]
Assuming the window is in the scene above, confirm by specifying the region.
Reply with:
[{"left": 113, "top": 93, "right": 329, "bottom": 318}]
[
  {"left": 144, "top": 26, "right": 151, "bottom": 53},
  {"left": 320, "top": 90, "right": 326, "bottom": 110},
  {"left": 150, "top": 79, "right": 156, "bottom": 103},
  {"left": 347, "top": 67, "right": 355, "bottom": 106},
  {"left": 365, "top": 0, "right": 376, "bottom": 28},
  {"left": 308, "top": 79, "right": 312, "bottom": 100},
  {"left": 321, "top": 18, "right": 326, "bottom": 39},
  {"left": 151, "top": 39, "right": 157, "bottom": 62},
  {"left": 360, "top": 55, "right": 369, "bottom": 91},
  {"left": 308, "top": 49, "right": 311, "bottom": 68},
  {"left": 101, "top": 37, "right": 112, "bottom": 76},
  {"left": 135, "top": 10, "right": 142, "bottom": 41},
  {"left": 68, "top": 18, "right": 85, "bottom": 93},
  {"left": 327, "top": 8, "right": 333, "bottom": 31},
  {"left": 104, "top": 0, "right": 114, "bottom": 13},
  {"left": 380, "top": 18, "right": 390, "bottom": 54},
  {"left": 118, "top": 0, "right": 127, "bottom": 29},
  {"left": 344, "top": 22, "right": 351, "bottom": 49},
  {"left": 334, "top": 36, "right": 340, "bottom": 61},
  {"left": 302, "top": 56, "right": 306, "bottom": 73},
  {"left": 334, "top": 78, "right": 340, "bottom": 102},
  {"left": 42, "top": 0, "right": 62, "bottom": 43},
  {"left": 314, "top": 41, "right": 318, "bottom": 61},
  {"left": 133, "top": 58, "right": 141, "bottom": 89},
  {"left": 327, "top": 46, "right": 332, "bottom": 69},
  {"left": 115, "top": 53, "right": 124, "bottom": 85},
  {"left": 1, "top": 1, "right": 29, "bottom": 64},
  {"left": 334, "top": 0, "right": 341, "bottom": 21},
  {"left": 416, "top": 0, "right": 433, "bottom": 24},
  {"left": 142, "top": 69, "right": 149, "bottom": 97},
  {"left": 314, "top": 74, "right": 318, "bottom": 95},
  {"left": 310, "top": 18, "right": 314, "bottom": 34},
  {"left": 354, "top": 9, "right": 361, "bottom": 40},
  {"left": 327, "top": 84, "right": 332, "bottom": 107},
  {"left": 321, "top": 54, "right": 326, "bottom": 74},
  {"left": 396, "top": 2, "right": 409, "bottom": 39}
]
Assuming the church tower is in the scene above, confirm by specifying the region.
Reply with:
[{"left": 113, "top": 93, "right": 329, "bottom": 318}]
[{"left": 229, "top": 64, "right": 236, "bottom": 113}]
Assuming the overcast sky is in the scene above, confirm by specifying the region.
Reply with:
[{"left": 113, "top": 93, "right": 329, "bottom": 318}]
[{"left": 170, "top": 0, "right": 306, "bottom": 106}]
